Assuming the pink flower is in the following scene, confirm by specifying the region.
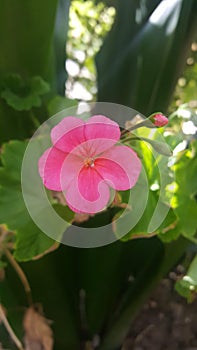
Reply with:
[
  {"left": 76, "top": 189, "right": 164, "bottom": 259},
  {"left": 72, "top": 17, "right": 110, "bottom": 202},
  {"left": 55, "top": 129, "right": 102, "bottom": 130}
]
[
  {"left": 151, "top": 113, "right": 168, "bottom": 127},
  {"left": 38, "top": 115, "right": 141, "bottom": 214}
]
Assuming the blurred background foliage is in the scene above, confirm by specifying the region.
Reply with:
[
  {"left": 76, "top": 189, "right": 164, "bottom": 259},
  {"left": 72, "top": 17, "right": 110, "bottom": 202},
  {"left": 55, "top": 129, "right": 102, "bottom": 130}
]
[{"left": 0, "top": 0, "right": 197, "bottom": 349}]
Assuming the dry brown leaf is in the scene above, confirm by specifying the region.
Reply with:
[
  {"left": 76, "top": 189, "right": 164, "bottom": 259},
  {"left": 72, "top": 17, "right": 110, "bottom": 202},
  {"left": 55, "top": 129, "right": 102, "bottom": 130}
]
[
  {"left": 23, "top": 307, "right": 53, "bottom": 350},
  {"left": 73, "top": 213, "right": 91, "bottom": 224}
]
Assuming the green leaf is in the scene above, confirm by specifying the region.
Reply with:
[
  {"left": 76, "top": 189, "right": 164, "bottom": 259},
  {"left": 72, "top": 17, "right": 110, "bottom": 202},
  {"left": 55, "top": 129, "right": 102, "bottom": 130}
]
[
  {"left": 0, "top": 141, "right": 73, "bottom": 261},
  {"left": 116, "top": 191, "right": 177, "bottom": 241},
  {"left": 0, "top": 0, "right": 66, "bottom": 141},
  {"left": 1, "top": 74, "right": 50, "bottom": 111},
  {"left": 114, "top": 127, "right": 176, "bottom": 241},
  {"left": 175, "top": 255, "right": 197, "bottom": 302},
  {"left": 158, "top": 221, "right": 181, "bottom": 243},
  {"left": 0, "top": 0, "right": 59, "bottom": 79},
  {"left": 14, "top": 221, "right": 54, "bottom": 262},
  {"left": 47, "top": 95, "right": 77, "bottom": 116},
  {"left": 140, "top": 137, "right": 172, "bottom": 157},
  {"left": 172, "top": 141, "right": 197, "bottom": 239},
  {"left": 0, "top": 141, "right": 53, "bottom": 260},
  {"left": 96, "top": 0, "right": 197, "bottom": 114}
]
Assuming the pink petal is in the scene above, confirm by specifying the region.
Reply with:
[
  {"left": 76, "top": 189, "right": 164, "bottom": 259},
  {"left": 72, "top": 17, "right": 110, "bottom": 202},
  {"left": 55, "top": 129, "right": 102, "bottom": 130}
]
[
  {"left": 65, "top": 167, "right": 110, "bottom": 214},
  {"left": 38, "top": 147, "right": 66, "bottom": 191},
  {"left": 85, "top": 115, "right": 120, "bottom": 140},
  {"left": 38, "top": 147, "right": 83, "bottom": 191},
  {"left": 51, "top": 116, "right": 86, "bottom": 153},
  {"left": 84, "top": 115, "right": 121, "bottom": 155},
  {"left": 60, "top": 151, "right": 84, "bottom": 190},
  {"left": 78, "top": 167, "right": 104, "bottom": 201},
  {"left": 95, "top": 145, "right": 141, "bottom": 190}
]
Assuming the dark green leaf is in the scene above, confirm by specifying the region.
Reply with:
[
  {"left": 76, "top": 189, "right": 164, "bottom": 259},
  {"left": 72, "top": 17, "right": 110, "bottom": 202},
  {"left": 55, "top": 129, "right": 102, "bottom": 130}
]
[{"left": 1, "top": 74, "right": 50, "bottom": 111}]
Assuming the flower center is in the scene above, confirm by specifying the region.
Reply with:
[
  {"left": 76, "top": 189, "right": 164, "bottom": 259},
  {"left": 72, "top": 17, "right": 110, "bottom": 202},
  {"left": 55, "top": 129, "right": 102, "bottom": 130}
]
[{"left": 84, "top": 157, "right": 95, "bottom": 168}]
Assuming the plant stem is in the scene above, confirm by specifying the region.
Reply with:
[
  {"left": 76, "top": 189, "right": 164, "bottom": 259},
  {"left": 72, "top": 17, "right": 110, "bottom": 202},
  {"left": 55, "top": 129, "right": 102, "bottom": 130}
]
[
  {"left": 0, "top": 304, "right": 24, "bottom": 350},
  {"left": 121, "top": 119, "right": 154, "bottom": 136},
  {"left": 5, "top": 249, "right": 33, "bottom": 306},
  {"left": 121, "top": 136, "right": 140, "bottom": 142}
]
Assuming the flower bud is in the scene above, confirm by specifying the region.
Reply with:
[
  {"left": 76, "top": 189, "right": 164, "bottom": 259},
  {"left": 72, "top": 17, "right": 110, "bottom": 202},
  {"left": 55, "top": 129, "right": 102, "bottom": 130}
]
[{"left": 150, "top": 113, "right": 168, "bottom": 127}]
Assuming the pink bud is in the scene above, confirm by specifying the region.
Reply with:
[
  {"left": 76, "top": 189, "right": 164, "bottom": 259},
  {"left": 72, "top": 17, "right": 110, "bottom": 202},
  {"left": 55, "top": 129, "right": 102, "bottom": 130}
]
[{"left": 151, "top": 113, "right": 168, "bottom": 127}]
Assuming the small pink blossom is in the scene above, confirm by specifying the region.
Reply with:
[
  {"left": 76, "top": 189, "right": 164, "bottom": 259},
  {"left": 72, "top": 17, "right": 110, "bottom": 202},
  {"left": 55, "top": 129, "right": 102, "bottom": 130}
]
[
  {"left": 38, "top": 115, "right": 141, "bottom": 214},
  {"left": 151, "top": 113, "right": 168, "bottom": 127}
]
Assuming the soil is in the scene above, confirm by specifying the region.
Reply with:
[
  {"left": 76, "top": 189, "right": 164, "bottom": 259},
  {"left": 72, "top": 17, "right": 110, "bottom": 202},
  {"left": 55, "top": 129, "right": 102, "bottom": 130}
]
[
  {"left": 123, "top": 266, "right": 197, "bottom": 350},
  {"left": 1, "top": 265, "right": 197, "bottom": 350}
]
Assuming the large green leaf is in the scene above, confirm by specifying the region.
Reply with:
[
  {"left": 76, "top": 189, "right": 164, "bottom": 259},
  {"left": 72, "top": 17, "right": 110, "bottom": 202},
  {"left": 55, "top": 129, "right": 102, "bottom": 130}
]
[
  {"left": 0, "top": 0, "right": 71, "bottom": 142},
  {"left": 0, "top": 141, "right": 73, "bottom": 261},
  {"left": 0, "top": 0, "right": 58, "bottom": 79},
  {"left": 96, "top": 0, "right": 197, "bottom": 114},
  {"left": 0, "top": 141, "right": 53, "bottom": 260},
  {"left": 114, "top": 126, "right": 176, "bottom": 240},
  {"left": 172, "top": 141, "right": 197, "bottom": 239}
]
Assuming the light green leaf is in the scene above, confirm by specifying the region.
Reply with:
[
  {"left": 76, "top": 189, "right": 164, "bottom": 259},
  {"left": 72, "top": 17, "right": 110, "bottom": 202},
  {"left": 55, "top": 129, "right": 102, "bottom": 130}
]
[
  {"left": 140, "top": 137, "right": 172, "bottom": 157},
  {"left": 172, "top": 141, "right": 197, "bottom": 238},
  {"left": 175, "top": 255, "right": 197, "bottom": 302}
]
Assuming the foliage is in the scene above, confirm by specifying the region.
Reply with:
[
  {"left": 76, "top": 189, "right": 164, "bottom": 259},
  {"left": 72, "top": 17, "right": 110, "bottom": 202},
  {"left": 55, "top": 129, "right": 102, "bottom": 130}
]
[
  {"left": 175, "top": 255, "right": 197, "bottom": 302},
  {"left": 0, "top": 141, "right": 54, "bottom": 261},
  {"left": 0, "top": 0, "right": 196, "bottom": 349},
  {"left": 1, "top": 74, "right": 50, "bottom": 111},
  {"left": 96, "top": 0, "right": 197, "bottom": 114},
  {"left": 172, "top": 38, "right": 197, "bottom": 108}
]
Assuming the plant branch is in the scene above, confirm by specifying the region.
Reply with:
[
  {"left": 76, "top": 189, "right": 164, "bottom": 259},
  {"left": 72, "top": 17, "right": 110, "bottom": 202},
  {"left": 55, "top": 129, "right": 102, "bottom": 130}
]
[
  {"left": 5, "top": 249, "right": 33, "bottom": 306},
  {"left": 0, "top": 304, "right": 24, "bottom": 350}
]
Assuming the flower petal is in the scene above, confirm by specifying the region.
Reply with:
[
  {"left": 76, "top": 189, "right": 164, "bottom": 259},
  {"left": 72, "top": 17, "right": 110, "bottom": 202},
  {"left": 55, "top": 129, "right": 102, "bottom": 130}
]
[
  {"left": 60, "top": 152, "right": 84, "bottom": 190},
  {"left": 51, "top": 116, "right": 86, "bottom": 153},
  {"left": 95, "top": 145, "right": 142, "bottom": 190},
  {"left": 84, "top": 115, "right": 121, "bottom": 155},
  {"left": 65, "top": 167, "right": 110, "bottom": 213},
  {"left": 38, "top": 147, "right": 83, "bottom": 191},
  {"left": 38, "top": 147, "right": 66, "bottom": 191}
]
